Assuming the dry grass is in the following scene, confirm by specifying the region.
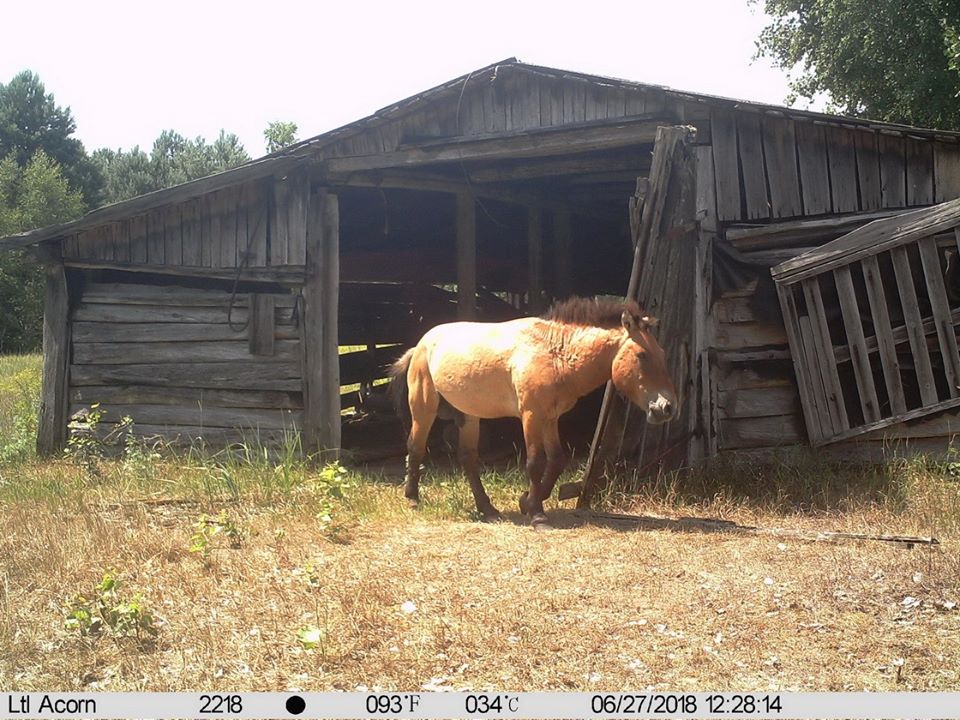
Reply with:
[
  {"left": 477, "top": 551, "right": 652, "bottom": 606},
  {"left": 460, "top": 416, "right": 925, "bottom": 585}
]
[{"left": 0, "top": 355, "right": 959, "bottom": 692}]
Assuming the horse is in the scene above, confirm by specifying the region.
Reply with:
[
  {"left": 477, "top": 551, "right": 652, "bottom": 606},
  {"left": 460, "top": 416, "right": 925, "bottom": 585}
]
[{"left": 388, "top": 296, "right": 678, "bottom": 527}]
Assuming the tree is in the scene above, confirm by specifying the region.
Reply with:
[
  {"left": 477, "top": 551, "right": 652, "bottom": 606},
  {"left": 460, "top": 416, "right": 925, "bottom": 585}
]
[
  {"left": 0, "top": 70, "right": 103, "bottom": 204},
  {"left": 264, "top": 121, "right": 298, "bottom": 154},
  {"left": 755, "top": 0, "right": 960, "bottom": 130},
  {"left": 94, "top": 129, "right": 251, "bottom": 204},
  {"left": 0, "top": 151, "right": 85, "bottom": 352}
]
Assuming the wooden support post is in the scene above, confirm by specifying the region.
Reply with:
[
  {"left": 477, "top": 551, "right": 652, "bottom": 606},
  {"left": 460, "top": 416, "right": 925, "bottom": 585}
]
[
  {"left": 554, "top": 210, "right": 573, "bottom": 300},
  {"left": 303, "top": 190, "right": 340, "bottom": 455},
  {"left": 527, "top": 207, "right": 544, "bottom": 312},
  {"left": 457, "top": 192, "right": 477, "bottom": 320},
  {"left": 37, "top": 254, "right": 70, "bottom": 456}
]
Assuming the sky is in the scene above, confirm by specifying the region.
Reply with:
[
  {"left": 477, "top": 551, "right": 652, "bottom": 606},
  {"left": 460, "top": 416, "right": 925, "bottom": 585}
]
[{"left": 0, "top": 0, "right": 816, "bottom": 160}]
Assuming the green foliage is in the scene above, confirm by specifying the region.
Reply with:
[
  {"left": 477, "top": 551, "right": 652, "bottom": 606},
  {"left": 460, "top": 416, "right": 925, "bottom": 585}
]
[
  {"left": 64, "top": 570, "right": 158, "bottom": 645},
  {"left": 296, "top": 625, "right": 326, "bottom": 651},
  {"left": 313, "top": 461, "right": 354, "bottom": 540},
  {"left": 0, "top": 70, "right": 102, "bottom": 204},
  {"left": 755, "top": 0, "right": 960, "bottom": 129},
  {"left": 0, "top": 354, "right": 41, "bottom": 464},
  {"left": 189, "top": 510, "right": 247, "bottom": 560},
  {"left": 94, "top": 129, "right": 250, "bottom": 204},
  {"left": 264, "top": 121, "right": 298, "bottom": 154},
  {"left": 0, "top": 150, "right": 85, "bottom": 353}
]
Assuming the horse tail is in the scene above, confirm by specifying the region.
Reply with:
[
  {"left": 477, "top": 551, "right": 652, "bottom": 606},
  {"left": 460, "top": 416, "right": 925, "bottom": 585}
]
[{"left": 388, "top": 347, "right": 415, "bottom": 432}]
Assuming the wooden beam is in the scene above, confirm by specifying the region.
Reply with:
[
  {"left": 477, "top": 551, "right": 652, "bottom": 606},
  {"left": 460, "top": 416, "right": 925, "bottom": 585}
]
[
  {"left": 37, "top": 258, "right": 70, "bottom": 456},
  {"left": 527, "top": 208, "right": 544, "bottom": 312},
  {"left": 302, "top": 190, "right": 341, "bottom": 455},
  {"left": 61, "top": 259, "right": 306, "bottom": 285},
  {"left": 466, "top": 153, "right": 652, "bottom": 183},
  {"left": 325, "top": 118, "right": 667, "bottom": 173},
  {"left": 725, "top": 208, "right": 911, "bottom": 251},
  {"left": 457, "top": 192, "right": 477, "bottom": 320}
]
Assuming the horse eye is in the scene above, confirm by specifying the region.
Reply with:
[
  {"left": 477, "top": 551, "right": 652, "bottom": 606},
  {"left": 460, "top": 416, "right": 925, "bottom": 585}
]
[{"left": 635, "top": 350, "right": 647, "bottom": 360}]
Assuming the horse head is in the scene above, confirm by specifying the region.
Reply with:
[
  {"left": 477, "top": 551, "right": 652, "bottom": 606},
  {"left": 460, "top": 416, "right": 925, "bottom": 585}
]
[{"left": 611, "top": 307, "right": 678, "bottom": 425}]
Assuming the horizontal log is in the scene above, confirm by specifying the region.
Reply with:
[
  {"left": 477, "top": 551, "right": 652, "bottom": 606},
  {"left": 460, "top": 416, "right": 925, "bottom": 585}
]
[
  {"left": 326, "top": 117, "right": 665, "bottom": 173},
  {"left": 718, "top": 385, "right": 799, "bottom": 419},
  {"left": 725, "top": 208, "right": 909, "bottom": 251},
  {"left": 466, "top": 152, "right": 651, "bottom": 183},
  {"left": 713, "top": 321, "right": 788, "bottom": 350},
  {"left": 72, "top": 322, "right": 300, "bottom": 343},
  {"left": 718, "top": 414, "right": 805, "bottom": 450},
  {"left": 70, "top": 362, "right": 302, "bottom": 391},
  {"left": 82, "top": 283, "right": 297, "bottom": 307},
  {"left": 71, "top": 403, "right": 302, "bottom": 430},
  {"left": 72, "top": 339, "right": 301, "bottom": 365},
  {"left": 71, "top": 385, "right": 303, "bottom": 410},
  {"left": 92, "top": 423, "right": 301, "bottom": 448},
  {"left": 722, "top": 436, "right": 956, "bottom": 464},
  {"left": 715, "top": 363, "right": 795, "bottom": 391},
  {"left": 63, "top": 259, "right": 307, "bottom": 284}
]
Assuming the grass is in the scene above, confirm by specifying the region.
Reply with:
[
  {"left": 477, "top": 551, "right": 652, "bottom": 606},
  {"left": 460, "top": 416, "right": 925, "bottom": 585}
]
[{"left": 0, "top": 354, "right": 958, "bottom": 692}]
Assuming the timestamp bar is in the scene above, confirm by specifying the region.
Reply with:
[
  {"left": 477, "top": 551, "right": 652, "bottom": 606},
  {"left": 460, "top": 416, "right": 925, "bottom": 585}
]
[{"left": 1, "top": 691, "right": 959, "bottom": 718}]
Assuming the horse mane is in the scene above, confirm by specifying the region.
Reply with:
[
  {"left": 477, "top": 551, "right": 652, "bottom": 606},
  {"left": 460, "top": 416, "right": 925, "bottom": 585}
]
[{"left": 539, "top": 296, "right": 645, "bottom": 328}]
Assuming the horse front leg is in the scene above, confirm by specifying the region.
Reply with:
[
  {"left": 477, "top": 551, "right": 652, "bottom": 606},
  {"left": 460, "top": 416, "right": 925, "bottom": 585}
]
[
  {"left": 519, "top": 411, "right": 549, "bottom": 526},
  {"left": 459, "top": 415, "right": 502, "bottom": 522},
  {"left": 536, "top": 420, "right": 569, "bottom": 510}
]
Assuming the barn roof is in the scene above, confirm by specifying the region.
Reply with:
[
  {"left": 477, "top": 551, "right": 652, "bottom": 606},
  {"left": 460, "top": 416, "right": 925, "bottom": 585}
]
[{"left": 4, "top": 58, "right": 960, "bottom": 251}]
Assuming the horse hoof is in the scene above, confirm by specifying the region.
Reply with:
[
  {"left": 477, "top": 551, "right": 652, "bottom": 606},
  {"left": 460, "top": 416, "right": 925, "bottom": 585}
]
[
  {"left": 531, "top": 513, "right": 552, "bottom": 529},
  {"left": 480, "top": 511, "right": 505, "bottom": 524},
  {"left": 519, "top": 491, "right": 532, "bottom": 515},
  {"left": 406, "top": 497, "right": 420, "bottom": 509}
]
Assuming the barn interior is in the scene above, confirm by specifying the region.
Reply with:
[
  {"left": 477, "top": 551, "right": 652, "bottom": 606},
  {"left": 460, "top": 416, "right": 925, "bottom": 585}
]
[{"left": 331, "top": 146, "right": 653, "bottom": 463}]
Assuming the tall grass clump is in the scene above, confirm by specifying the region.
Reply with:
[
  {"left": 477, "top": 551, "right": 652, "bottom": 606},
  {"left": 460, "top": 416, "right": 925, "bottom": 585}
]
[{"left": 0, "top": 354, "right": 41, "bottom": 464}]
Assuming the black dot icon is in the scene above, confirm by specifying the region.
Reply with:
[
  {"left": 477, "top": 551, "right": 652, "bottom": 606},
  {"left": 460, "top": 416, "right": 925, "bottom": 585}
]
[{"left": 286, "top": 695, "right": 306, "bottom": 715}]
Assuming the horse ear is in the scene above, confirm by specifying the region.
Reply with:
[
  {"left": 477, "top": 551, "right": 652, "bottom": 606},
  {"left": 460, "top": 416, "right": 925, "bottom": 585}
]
[
  {"left": 621, "top": 310, "right": 637, "bottom": 332},
  {"left": 639, "top": 315, "right": 659, "bottom": 330}
]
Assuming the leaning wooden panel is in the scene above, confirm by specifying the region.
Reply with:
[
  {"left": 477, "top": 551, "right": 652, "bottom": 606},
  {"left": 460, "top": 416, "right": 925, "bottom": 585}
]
[
  {"left": 861, "top": 254, "right": 907, "bottom": 415},
  {"left": 796, "top": 313, "right": 833, "bottom": 441},
  {"left": 890, "top": 244, "right": 939, "bottom": 405},
  {"left": 833, "top": 265, "right": 881, "bottom": 423},
  {"left": 917, "top": 235, "right": 960, "bottom": 397}
]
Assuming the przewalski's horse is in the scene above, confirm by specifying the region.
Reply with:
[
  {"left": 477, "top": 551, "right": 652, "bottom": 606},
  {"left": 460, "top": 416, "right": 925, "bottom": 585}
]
[{"left": 389, "top": 296, "right": 678, "bottom": 527}]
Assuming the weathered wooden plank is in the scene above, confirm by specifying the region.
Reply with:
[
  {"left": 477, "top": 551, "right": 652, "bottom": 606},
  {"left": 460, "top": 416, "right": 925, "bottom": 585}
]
[
  {"left": 181, "top": 198, "right": 202, "bottom": 266},
  {"left": 917, "top": 235, "right": 960, "bottom": 397},
  {"left": 861, "top": 254, "right": 907, "bottom": 415},
  {"left": 93, "top": 423, "right": 298, "bottom": 448},
  {"left": 457, "top": 192, "right": 477, "bottom": 319},
  {"left": 146, "top": 209, "right": 165, "bottom": 265},
  {"left": 71, "top": 384, "right": 302, "bottom": 410},
  {"left": 717, "top": 385, "right": 798, "bottom": 419},
  {"left": 719, "top": 413, "right": 804, "bottom": 449},
  {"left": 778, "top": 282, "right": 825, "bottom": 443},
  {"left": 271, "top": 172, "right": 308, "bottom": 267},
  {"left": 878, "top": 134, "right": 907, "bottom": 209},
  {"left": 81, "top": 283, "right": 295, "bottom": 307},
  {"left": 712, "top": 108, "right": 742, "bottom": 222},
  {"left": 113, "top": 221, "right": 130, "bottom": 263},
  {"left": 803, "top": 277, "right": 850, "bottom": 433},
  {"left": 72, "top": 339, "right": 300, "bottom": 365},
  {"left": 713, "top": 321, "right": 788, "bottom": 350},
  {"left": 72, "top": 303, "right": 248, "bottom": 324},
  {"left": 794, "top": 121, "right": 831, "bottom": 215},
  {"left": 826, "top": 127, "right": 859, "bottom": 213},
  {"left": 737, "top": 113, "right": 769, "bottom": 220},
  {"left": 70, "top": 362, "right": 302, "bottom": 391},
  {"left": 241, "top": 182, "right": 268, "bottom": 267},
  {"left": 834, "top": 265, "right": 881, "bottom": 423},
  {"left": 37, "top": 261, "right": 70, "bottom": 455},
  {"left": 302, "top": 190, "right": 340, "bottom": 454},
  {"left": 890, "top": 244, "right": 938, "bottom": 405},
  {"left": 163, "top": 204, "right": 182, "bottom": 266},
  {"left": 219, "top": 187, "right": 239, "bottom": 268},
  {"left": 129, "top": 215, "right": 148, "bottom": 264},
  {"left": 935, "top": 142, "right": 960, "bottom": 203},
  {"left": 854, "top": 131, "right": 882, "bottom": 211},
  {"left": 906, "top": 138, "right": 934, "bottom": 206},
  {"left": 823, "top": 395, "right": 960, "bottom": 445},
  {"left": 71, "top": 402, "right": 302, "bottom": 431},
  {"left": 762, "top": 117, "right": 802, "bottom": 218},
  {"left": 71, "top": 321, "right": 298, "bottom": 343},
  {"left": 797, "top": 313, "right": 832, "bottom": 441},
  {"left": 248, "top": 294, "right": 276, "bottom": 356}
]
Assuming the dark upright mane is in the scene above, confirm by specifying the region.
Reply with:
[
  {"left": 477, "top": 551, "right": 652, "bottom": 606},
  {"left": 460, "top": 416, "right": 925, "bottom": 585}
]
[{"left": 540, "top": 296, "right": 644, "bottom": 328}]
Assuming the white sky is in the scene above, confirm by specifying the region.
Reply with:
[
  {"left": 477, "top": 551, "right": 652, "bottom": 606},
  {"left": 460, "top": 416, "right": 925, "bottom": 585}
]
[{"left": 0, "top": 0, "right": 816, "bottom": 160}]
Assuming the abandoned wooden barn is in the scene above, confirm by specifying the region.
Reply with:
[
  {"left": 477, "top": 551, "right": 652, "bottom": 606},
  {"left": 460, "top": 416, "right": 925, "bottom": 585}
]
[{"left": 5, "top": 58, "right": 960, "bottom": 494}]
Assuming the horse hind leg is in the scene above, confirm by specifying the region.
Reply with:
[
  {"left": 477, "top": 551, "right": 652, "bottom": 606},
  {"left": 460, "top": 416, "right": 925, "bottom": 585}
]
[
  {"left": 458, "top": 415, "right": 502, "bottom": 522},
  {"left": 404, "top": 350, "right": 439, "bottom": 508}
]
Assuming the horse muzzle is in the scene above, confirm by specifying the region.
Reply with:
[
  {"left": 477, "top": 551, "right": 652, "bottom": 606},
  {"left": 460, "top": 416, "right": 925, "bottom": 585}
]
[{"left": 646, "top": 393, "right": 677, "bottom": 425}]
